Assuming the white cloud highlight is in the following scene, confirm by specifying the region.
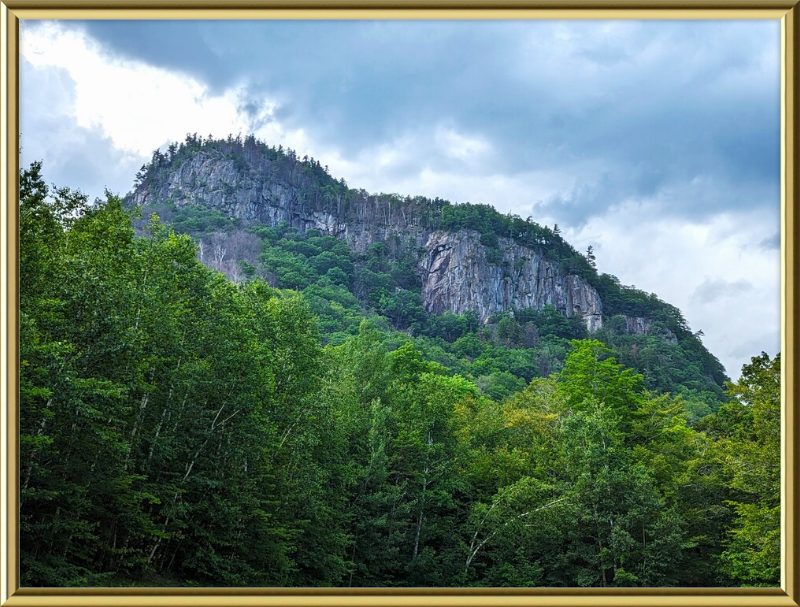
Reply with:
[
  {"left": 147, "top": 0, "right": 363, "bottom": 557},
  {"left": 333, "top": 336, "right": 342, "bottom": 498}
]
[{"left": 22, "top": 22, "right": 276, "bottom": 158}]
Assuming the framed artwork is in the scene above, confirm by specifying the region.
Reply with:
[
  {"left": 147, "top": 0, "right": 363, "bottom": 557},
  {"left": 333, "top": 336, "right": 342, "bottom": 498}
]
[{"left": 1, "top": 1, "right": 798, "bottom": 606}]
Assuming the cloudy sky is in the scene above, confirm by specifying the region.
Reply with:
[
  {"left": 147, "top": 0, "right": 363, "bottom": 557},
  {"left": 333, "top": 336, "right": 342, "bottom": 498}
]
[{"left": 19, "top": 18, "right": 781, "bottom": 379}]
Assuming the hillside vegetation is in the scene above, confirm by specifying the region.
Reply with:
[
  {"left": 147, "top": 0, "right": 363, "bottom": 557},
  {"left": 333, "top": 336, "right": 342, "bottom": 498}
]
[
  {"left": 20, "top": 161, "right": 780, "bottom": 588},
  {"left": 131, "top": 135, "right": 728, "bottom": 408}
]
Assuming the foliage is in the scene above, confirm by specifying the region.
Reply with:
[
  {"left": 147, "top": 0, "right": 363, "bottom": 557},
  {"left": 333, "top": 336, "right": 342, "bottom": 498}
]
[
  {"left": 21, "top": 162, "right": 778, "bottom": 588},
  {"left": 715, "top": 353, "right": 781, "bottom": 586}
]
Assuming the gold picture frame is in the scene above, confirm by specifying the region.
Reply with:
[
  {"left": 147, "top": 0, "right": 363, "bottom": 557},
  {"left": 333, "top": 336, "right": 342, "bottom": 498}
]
[{"left": 1, "top": 3, "right": 798, "bottom": 606}]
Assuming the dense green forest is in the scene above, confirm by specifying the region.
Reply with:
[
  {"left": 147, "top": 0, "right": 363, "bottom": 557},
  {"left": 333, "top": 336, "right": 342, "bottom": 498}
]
[{"left": 21, "top": 162, "right": 780, "bottom": 587}]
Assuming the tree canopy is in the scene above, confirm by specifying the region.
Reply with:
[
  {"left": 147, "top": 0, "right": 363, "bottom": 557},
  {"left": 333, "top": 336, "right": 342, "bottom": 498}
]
[{"left": 20, "top": 162, "right": 779, "bottom": 588}]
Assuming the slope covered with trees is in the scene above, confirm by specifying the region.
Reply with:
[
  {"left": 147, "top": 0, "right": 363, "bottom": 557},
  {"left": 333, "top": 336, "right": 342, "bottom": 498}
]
[
  {"left": 132, "top": 136, "right": 726, "bottom": 339},
  {"left": 129, "top": 135, "right": 728, "bottom": 410},
  {"left": 20, "top": 162, "right": 780, "bottom": 588},
  {"left": 141, "top": 202, "right": 725, "bottom": 411}
]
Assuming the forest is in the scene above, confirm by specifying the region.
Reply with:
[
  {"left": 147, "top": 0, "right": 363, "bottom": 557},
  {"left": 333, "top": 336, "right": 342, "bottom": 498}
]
[{"left": 20, "top": 161, "right": 780, "bottom": 588}]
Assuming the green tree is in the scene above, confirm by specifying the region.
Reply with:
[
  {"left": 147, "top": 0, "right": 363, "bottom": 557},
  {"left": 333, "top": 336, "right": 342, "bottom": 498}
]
[{"left": 717, "top": 353, "right": 781, "bottom": 586}]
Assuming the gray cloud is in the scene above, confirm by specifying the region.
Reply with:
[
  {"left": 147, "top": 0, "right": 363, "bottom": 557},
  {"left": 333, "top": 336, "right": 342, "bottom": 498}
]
[
  {"left": 692, "top": 278, "right": 755, "bottom": 305},
  {"left": 44, "top": 19, "right": 779, "bottom": 228},
  {"left": 19, "top": 55, "right": 142, "bottom": 200},
  {"left": 730, "top": 335, "right": 780, "bottom": 362},
  {"left": 759, "top": 233, "right": 781, "bottom": 250}
]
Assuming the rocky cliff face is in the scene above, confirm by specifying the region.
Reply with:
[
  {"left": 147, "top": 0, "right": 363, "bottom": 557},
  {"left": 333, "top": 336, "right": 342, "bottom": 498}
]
[
  {"left": 422, "top": 230, "right": 602, "bottom": 327},
  {"left": 622, "top": 315, "right": 678, "bottom": 344},
  {"left": 130, "top": 145, "right": 603, "bottom": 330},
  {"left": 130, "top": 150, "right": 431, "bottom": 253},
  {"left": 625, "top": 316, "right": 651, "bottom": 336}
]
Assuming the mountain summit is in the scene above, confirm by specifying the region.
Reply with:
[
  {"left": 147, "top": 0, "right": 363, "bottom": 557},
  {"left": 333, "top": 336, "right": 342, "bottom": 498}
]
[
  {"left": 127, "top": 133, "right": 727, "bottom": 393},
  {"left": 128, "top": 134, "right": 606, "bottom": 329},
  {"left": 131, "top": 136, "right": 659, "bottom": 328}
]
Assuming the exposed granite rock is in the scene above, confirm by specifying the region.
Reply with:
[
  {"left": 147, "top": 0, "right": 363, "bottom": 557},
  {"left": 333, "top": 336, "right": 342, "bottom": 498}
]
[
  {"left": 625, "top": 316, "right": 651, "bottom": 336},
  {"left": 622, "top": 315, "right": 678, "bottom": 344},
  {"left": 130, "top": 147, "right": 606, "bottom": 330},
  {"left": 129, "top": 151, "right": 433, "bottom": 253},
  {"left": 422, "top": 230, "right": 602, "bottom": 327}
]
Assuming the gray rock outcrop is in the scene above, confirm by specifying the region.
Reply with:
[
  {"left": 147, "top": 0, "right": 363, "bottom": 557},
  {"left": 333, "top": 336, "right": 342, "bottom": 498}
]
[
  {"left": 422, "top": 230, "right": 602, "bottom": 326},
  {"left": 129, "top": 146, "right": 604, "bottom": 331}
]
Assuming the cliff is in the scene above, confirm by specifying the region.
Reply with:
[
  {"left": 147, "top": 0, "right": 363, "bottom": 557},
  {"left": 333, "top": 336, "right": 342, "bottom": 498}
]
[
  {"left": 129, "top": 146, "right": 428, "bottom": 253},
  {"left": 129, "top": 137, "right": 604, "bottom": 327},
  {"left": 422, "top": 230, "right": 602, "bottom": 330}
]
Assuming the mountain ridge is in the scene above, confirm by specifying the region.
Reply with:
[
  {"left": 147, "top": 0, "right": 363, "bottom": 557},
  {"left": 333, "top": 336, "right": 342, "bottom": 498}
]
[
  {"left": 127, "top": 134, "right": 661, "bottom": 331},
  {"left": 126, "top": 133, "right": 728, "bottom": 394}
]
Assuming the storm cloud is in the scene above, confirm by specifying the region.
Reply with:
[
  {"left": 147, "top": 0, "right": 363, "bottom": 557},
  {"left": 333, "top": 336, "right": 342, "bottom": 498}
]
[{"left": 60, "top": 20, "right": 780, "bottom": 221}]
